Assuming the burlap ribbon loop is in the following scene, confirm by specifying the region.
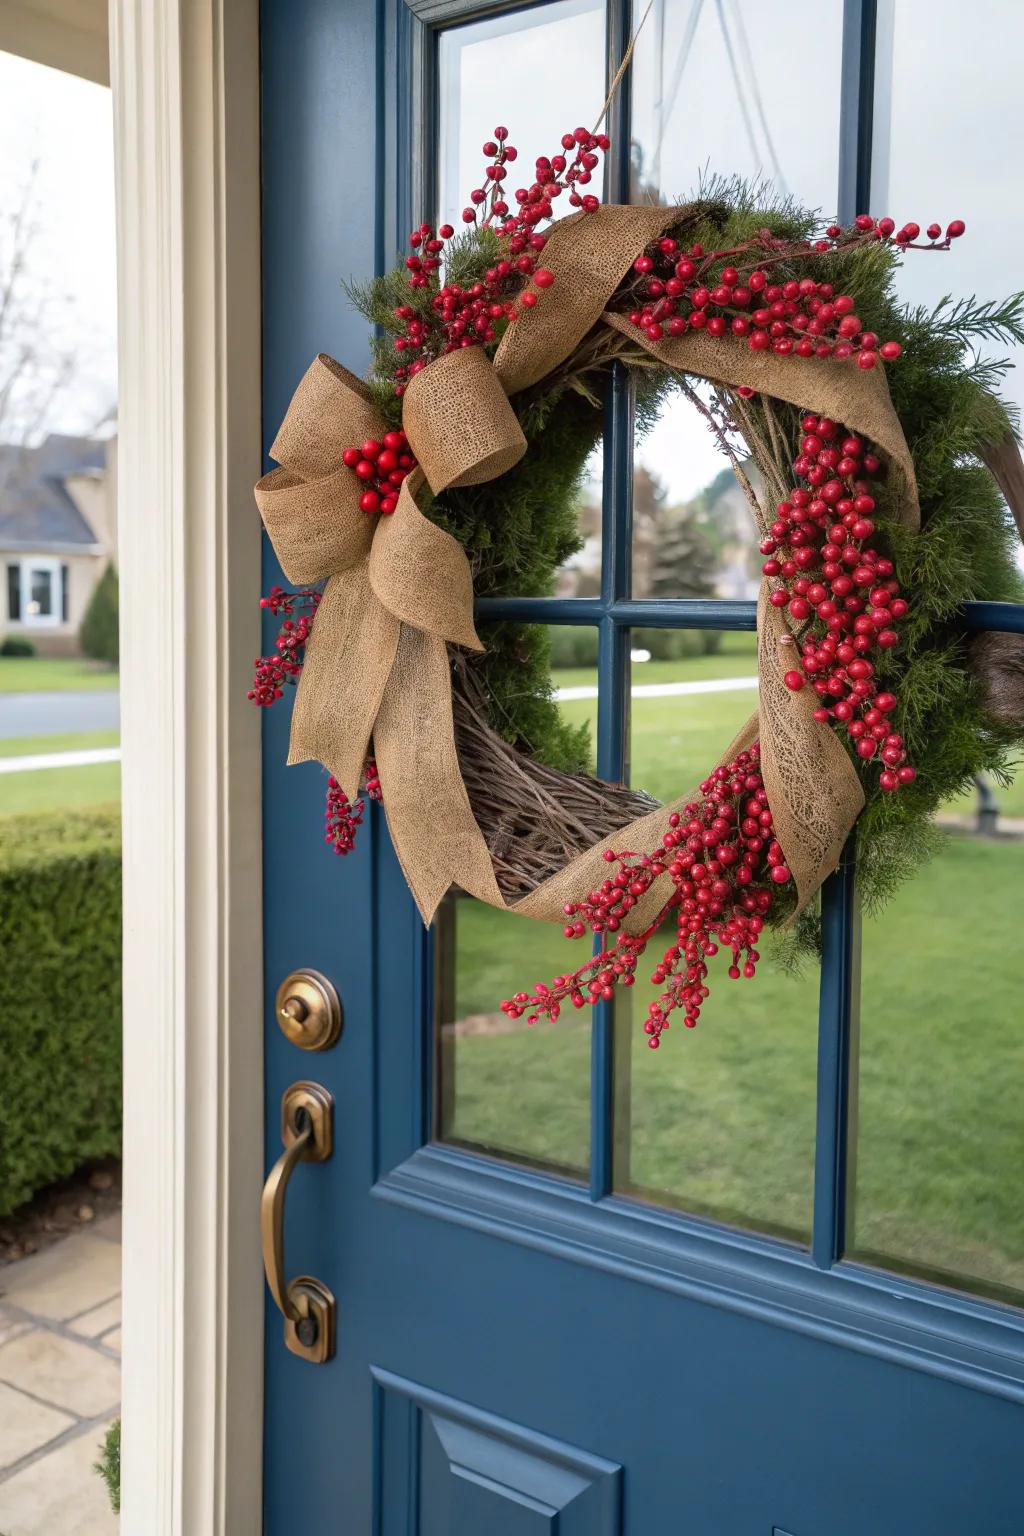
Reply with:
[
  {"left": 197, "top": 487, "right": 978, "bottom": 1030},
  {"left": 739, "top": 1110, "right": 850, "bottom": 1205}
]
[
  {"left": 257, "top": 203, "right": 923, "bottom": 927},
  {"left": 403, "top": 346, "right": 527, "bottom": 493},
  {"left": 255, "top": 354, "right": 485, "bottom": 808}
]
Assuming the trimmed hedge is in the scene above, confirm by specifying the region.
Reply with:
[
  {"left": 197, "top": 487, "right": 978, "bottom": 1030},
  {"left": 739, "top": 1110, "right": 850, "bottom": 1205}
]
[
  {"left": 548, "top": 624, "right": 723, "bottom": 669},
  {"left": 0, "top": 807, "right": 122, "bottom": 1215}
]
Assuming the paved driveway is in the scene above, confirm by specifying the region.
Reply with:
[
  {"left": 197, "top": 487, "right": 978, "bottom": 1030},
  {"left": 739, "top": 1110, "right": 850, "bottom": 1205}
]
[{"left": 0, "top": 693, "right": 120, "bottom": 739}]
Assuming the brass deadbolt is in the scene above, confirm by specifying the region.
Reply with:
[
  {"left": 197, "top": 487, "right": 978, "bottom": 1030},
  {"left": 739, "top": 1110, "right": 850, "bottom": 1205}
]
[{"left": 275, "top": 969, "right": 342, "bottom": 1051}]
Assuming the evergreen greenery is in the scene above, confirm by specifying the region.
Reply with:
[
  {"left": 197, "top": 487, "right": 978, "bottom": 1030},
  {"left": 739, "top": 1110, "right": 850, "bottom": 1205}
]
[
  {"left": 0, "top": 807, "right": 122, "bottom": 1213},
  {"left": 95, "top": 1419, "right": 121, "bottom": 1512},
  {"left": 79, "top": 562, "right": 119, "bottom": 666},
  {"left": 347, "top": 183, "right": 1024, "bottom": 938}
]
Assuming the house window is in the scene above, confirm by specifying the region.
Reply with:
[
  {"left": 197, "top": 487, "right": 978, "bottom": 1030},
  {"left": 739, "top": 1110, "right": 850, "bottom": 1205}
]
[{"left": 6, "top": 559, "right": 65, "bottom": 627}]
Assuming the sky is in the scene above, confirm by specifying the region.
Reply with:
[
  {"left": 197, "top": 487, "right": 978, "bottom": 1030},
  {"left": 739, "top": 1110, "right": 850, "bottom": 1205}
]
[{"left": 0, "top": 49, "right": 117, "bottom": 441}]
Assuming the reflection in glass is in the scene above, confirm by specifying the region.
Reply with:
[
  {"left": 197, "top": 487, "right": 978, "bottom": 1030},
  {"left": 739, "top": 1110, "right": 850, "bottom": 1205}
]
[
  {"left": 872, "top": 0, "right": 1024, "bottom": 452},
  {"left": 434, "top": 630, "right": 599, "bottom": 1178},
  {"left": 616, "top": 635, "right": 817, "bottom": 1243},
  {"left": 438, "top": 0, "right": 606, "bottom": 234},
  {"left": 555, "top": 442, "right": 603, "bottom": 598},
  {"left": 628, "top": 630, "right": 756, "bottom": 804},
  {"left": 630, "top": 0, "right": 842, "bottom": 212},
  {"left": 848, "top": 832, "right": 1024, "bottom": 1305},
  {"left": 632, "top": 385, "right": 761, "bottom": 603}
]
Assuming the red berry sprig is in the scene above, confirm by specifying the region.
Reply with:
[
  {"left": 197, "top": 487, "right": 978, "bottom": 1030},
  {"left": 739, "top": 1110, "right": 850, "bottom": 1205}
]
[
  {"left": 761, "top": 413, "right": 916, "bottom": 791},
  {"left": 388, "top": 124, "right": 609, "bottom": 394},
  {"left": 324, "top": 758, "right": 383, "bottom": 857},
  {"left": 249, "top": 586, "right": 321, "bottom": 706},
  {"left": 342, "top": 429, "right": 417, "bottom": 514},
  {"left": 619, "top": 213, "right": 964, "bottom": 366},
  {"left": 503, "top": 742, "right": 784, "bottom": 1046}
]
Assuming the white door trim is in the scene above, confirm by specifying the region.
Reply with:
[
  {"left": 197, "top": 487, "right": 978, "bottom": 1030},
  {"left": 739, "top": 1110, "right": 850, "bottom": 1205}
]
[{"left": 109, "top": 1, "right": 264, "bottom": 1531}]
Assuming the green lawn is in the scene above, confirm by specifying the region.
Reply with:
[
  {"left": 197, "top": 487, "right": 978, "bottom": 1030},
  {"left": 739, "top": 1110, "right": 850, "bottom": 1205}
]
[
  {"left": 0, "top": 657, "right": 118, "bottom": 692},
  {"left": 0, "top": 732, "right": 120, "bottom": 817},
  {"left": 0, "top": 728, "right": 120, "bottom": 823},
  {"left": 0, "top": 730, "right": 119, "bottom": 757},
  {"left": 0, "top": 764, "right": 120, "bottom": 816},
  {"left": 555, "top": 630, "right": 758, "bottom": 692}
]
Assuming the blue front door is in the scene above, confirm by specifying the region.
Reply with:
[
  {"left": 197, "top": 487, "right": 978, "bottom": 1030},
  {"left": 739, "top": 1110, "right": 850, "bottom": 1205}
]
[{"left": 260, "top": 2, "right": 1024, "bottom": 1530}]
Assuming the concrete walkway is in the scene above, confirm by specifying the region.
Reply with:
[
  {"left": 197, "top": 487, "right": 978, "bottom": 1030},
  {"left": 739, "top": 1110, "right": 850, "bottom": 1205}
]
[
  {"left": 0, "top": 749, "right": 121, "bottom": 775},
  {"left": 0, "top": 693, "right": 120, "bottom": 739},
  {"left": 555, "top": 675, "right": 758, "bottom": 702},
  {"left": 0, "top": 1220, "right": 120, "bottom": 1535}
]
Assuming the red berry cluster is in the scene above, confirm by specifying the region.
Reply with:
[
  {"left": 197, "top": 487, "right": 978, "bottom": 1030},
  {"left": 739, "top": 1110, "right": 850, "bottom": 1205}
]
[
  {"left": 388, "top": 124, "right": 608, "bottom": 395},
  {"left": 324, "top": 758, "right": 383, "bottom": 857},
  {"left": 342, "top": 430, "right": 417, "bottom": 514},
  {"left": 459, "top": 123, "right": 608, "bottom": 228},
  {"left": 761, "top": 414, "right": 916, "bottom": 791},
  {"left": 248, "top": 586, "right": 321, "bottom": 706},
  {"left": 503, "top": 743, "right": 784, "bottom": 1047},
  {"left": 619, "top": 212, "right": 964, "bottom": 366}
]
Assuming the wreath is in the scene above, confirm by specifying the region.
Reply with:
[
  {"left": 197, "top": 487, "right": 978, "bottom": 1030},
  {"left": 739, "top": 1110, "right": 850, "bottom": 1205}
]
[{"left": 254, "top": 126, "right": 1024, "bottom": 1048}]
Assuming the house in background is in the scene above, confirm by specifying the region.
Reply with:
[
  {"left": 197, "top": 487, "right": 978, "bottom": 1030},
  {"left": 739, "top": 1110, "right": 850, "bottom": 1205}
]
[{"left": 0, "top": 432, "right": 117, "bottom": 655}]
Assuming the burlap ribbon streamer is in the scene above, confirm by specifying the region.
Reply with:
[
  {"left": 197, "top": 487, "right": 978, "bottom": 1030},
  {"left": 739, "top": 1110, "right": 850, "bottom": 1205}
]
[{"left": 256, "top": 205, "right": 921, "bottom": 926}]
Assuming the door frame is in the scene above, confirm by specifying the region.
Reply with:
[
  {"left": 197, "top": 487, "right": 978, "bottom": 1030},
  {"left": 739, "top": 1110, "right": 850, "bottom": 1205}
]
[{"left": 110, "top": 1, "right": 265, "bottom": 1530}]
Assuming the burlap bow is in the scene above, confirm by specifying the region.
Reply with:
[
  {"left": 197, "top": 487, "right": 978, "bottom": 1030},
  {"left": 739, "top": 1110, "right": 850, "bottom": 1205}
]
[{"left": 256, "top": 203, "right": 921, "bottom": 927}]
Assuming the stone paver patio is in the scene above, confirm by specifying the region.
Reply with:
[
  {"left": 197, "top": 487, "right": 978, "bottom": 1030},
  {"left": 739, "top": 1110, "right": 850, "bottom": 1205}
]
[{"left": 0, "top": 1215, "right": 120, "bottom": 1534}]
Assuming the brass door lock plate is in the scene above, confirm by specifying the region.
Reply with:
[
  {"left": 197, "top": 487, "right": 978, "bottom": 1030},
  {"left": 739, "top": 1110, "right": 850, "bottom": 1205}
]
[
  {"left": 281, "top": 1080, "right": 333, "bottom": 1159},
  {"left": 275, "top": 969, "right": 342, "bottom": 1051},
  {"left": 284, "top": 1276, "right": 336, "bottom": 1364}
]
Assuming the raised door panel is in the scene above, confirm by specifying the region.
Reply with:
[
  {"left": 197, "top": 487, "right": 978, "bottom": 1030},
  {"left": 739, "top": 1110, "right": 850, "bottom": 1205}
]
[{"left": 375, "top": 1368, "right": 621, "bottom": 1534}]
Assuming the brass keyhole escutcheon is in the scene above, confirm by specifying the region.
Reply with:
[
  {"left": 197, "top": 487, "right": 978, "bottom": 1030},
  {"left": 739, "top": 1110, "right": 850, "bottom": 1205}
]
[{"left": 275, "top": 969, "right": 342, "bottom": 1051}]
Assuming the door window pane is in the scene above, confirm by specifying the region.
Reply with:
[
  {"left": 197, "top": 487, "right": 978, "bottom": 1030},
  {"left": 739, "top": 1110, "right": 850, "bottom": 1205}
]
[
  {"left": 437, "top": 10, "right": 606, "bottom": 597},
  {"left": 438, "top": 0, "right": 607, "bottom": 233},
  {"left": 616, "top": 637, "right": 817, "bottom": 1242},
  {"left": 629, "top": 629, "right": 757, "bottom": 803},
  {"left": 873, "top": 0, "right": 1024, "bottom": 429},
  {"left": 850, "top": 0, "right": 1024, "bottom": 1307},
  {"left": 630, "top": 0, "right": 843, "bottom": 211},
  {"left": 433, "top": 629, "right": 599, "bottom": 1178},
  {"left": 632, "top": 386, "right": 761, "bottom": 602},
  {"left": 848, "top": 827, "right": 1024, "bottom": 1306}
]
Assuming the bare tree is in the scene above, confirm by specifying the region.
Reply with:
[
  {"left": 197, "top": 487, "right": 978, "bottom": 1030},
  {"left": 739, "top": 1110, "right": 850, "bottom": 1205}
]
[{"left": 0, "top": 164, "right": 78, "bottom": 486}]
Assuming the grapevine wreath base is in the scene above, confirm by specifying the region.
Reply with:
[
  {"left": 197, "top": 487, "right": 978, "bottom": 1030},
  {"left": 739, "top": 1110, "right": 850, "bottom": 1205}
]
[{"left": 255, "top": 145, "right": 1024, "bottom": 1044}]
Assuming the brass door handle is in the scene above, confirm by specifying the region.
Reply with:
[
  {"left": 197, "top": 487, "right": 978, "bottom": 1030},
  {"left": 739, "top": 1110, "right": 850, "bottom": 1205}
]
[{"left": 260, "top": 1082, "right": 336, "bottom": 1364}]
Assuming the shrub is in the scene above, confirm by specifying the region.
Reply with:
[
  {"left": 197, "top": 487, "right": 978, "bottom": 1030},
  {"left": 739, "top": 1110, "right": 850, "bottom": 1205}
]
[
  {"left": 79, "top": 564, "right": 119, "bottom": 665},
  {"left": 631, "top": 627, "right": 724, "bottom": 661},
  {"left": 548, "top": 625, "right": 725, "bottom": 670},
  {"left": 0, "top": 807, "right": 122, "bottom": 1215},
  {"left": 548, "top": 626, "right": 599, "bottom": 669},
  {"left": 0, "top": 636, "right": 36, "bottom": 657},
  {"left": 95, "top": 1419, "right": 121, "bottom": 1512}
]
